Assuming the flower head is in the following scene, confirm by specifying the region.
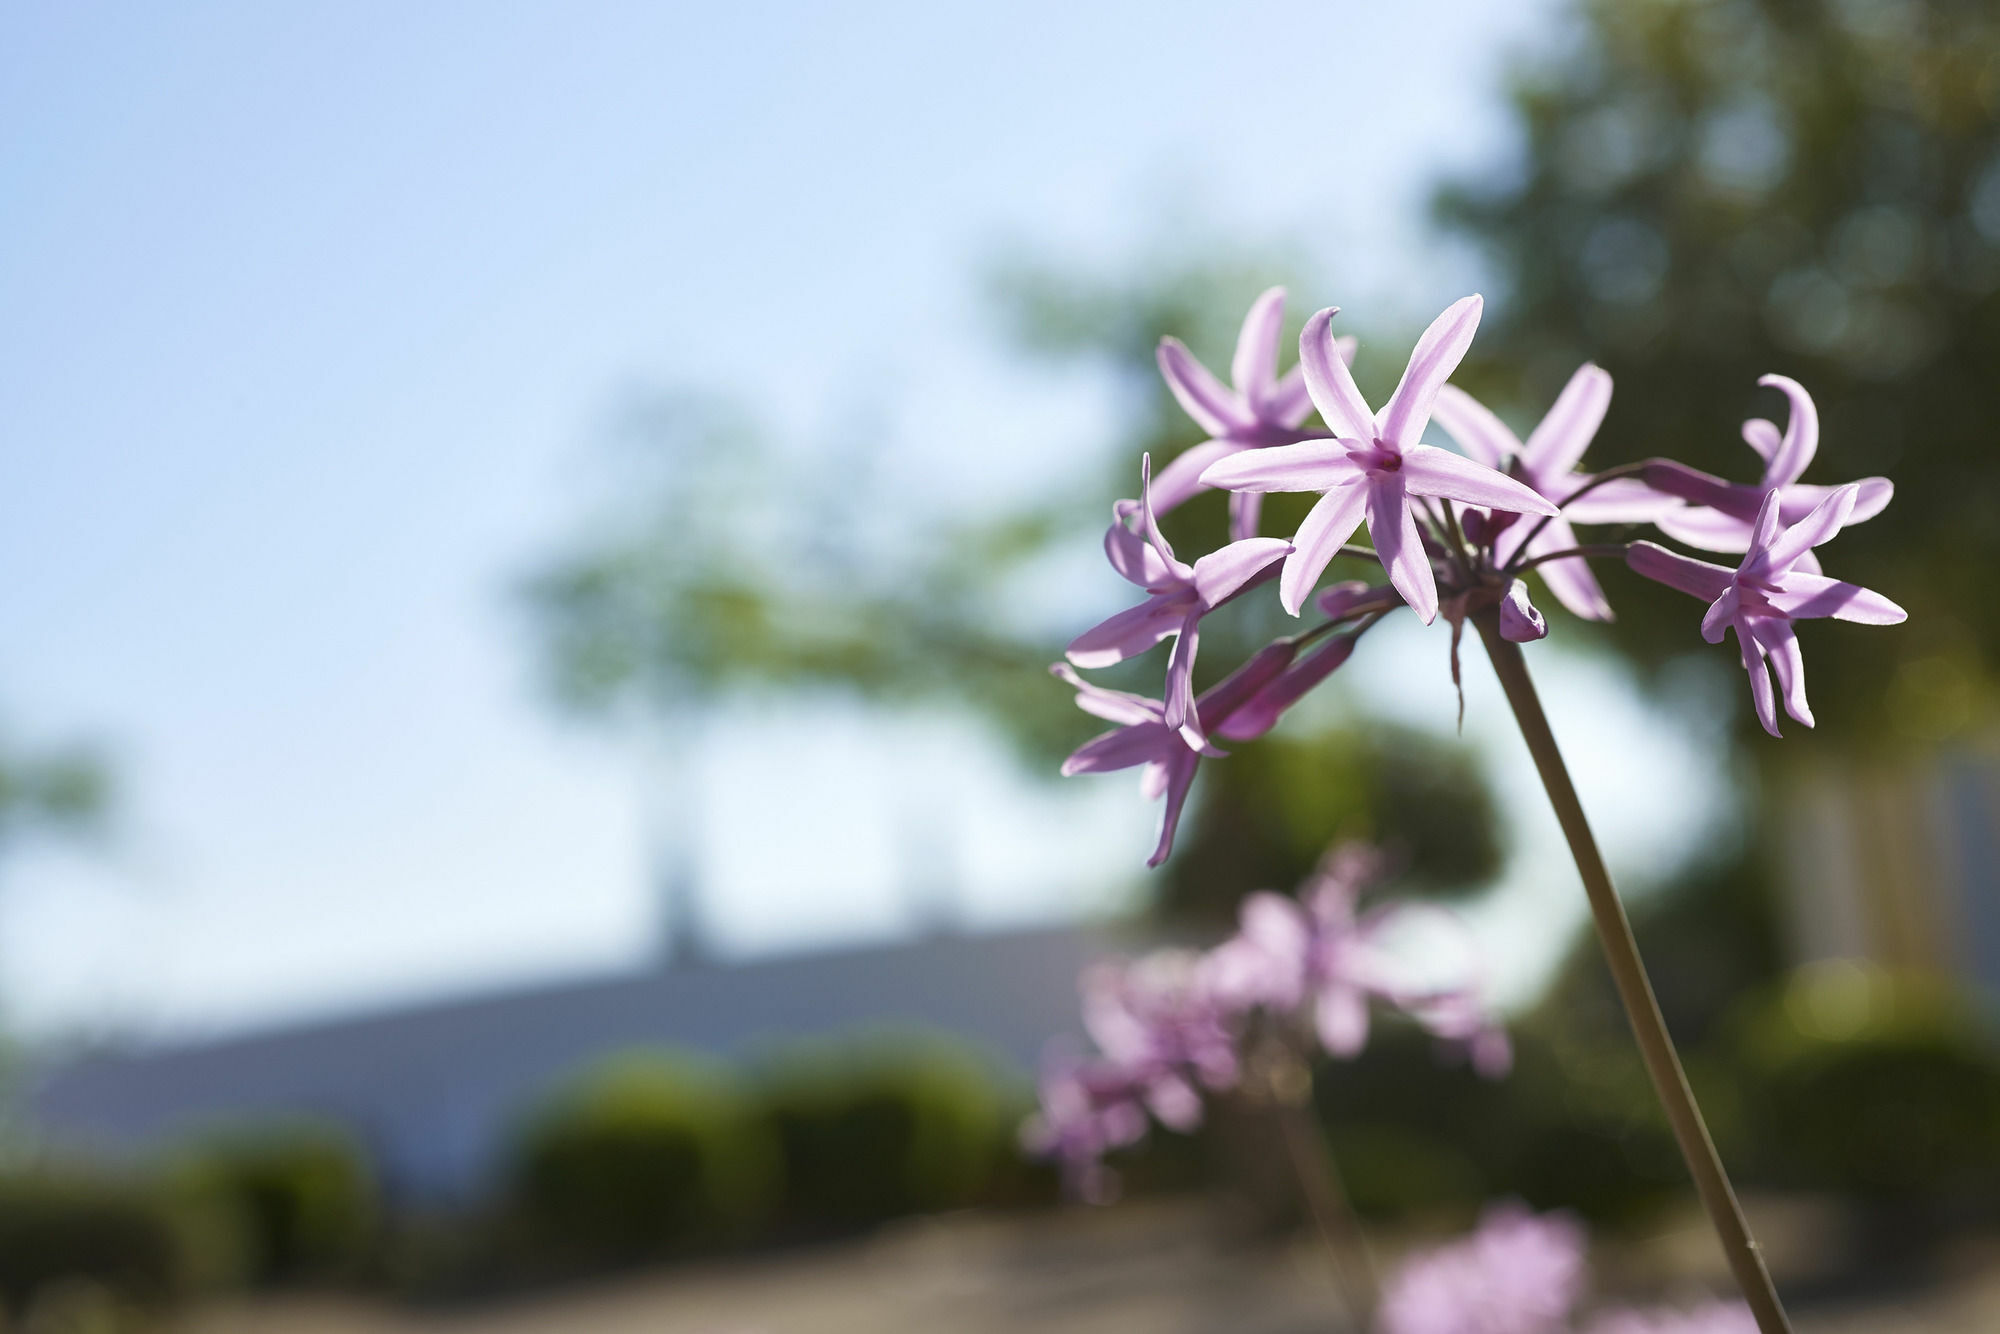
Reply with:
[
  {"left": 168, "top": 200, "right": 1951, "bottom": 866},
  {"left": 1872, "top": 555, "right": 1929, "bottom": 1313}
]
[
  {"left": 1200, "top": 297, "right": 1558, "bottom": 623},
  {"left": 1080, "top": 950, "right": 1239, "bottom": 1130},
  {"left": 1019, "top": 1045, "right": 1149, "bottom": 1203},
  {"left": 1205, "top": 844, "right": 1509, "bottom": 1067},
  {"left": 1643, "top": 374, "right": 1893, "bottom": 565},
  {"left": 1154, "top": 286, "right": 1356, "bottom": 538},
  {"left": 1053, "top": 641, "right": 1297, "bottom": 866},
  {"left": 1627, "top": 483, "right": 1906, "bottom": 736},
  {"left": 1070, "top": 455, "right": 1289, "bottom": 745}
]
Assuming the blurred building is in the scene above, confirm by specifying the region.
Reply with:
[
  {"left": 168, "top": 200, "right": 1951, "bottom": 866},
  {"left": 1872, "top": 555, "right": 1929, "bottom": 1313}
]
[
  {"left": 29, "top": 924, "right": 1141, "bottom": 1204},
  {"left": 1779, "top": 742, "right": 2000, "bottom": 1001}
]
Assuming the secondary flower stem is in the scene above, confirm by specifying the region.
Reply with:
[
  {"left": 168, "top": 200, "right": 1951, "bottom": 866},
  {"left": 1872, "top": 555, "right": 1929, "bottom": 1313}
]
[
  {"left": 1471, "top": 610, "right": 1793, "bottom": 1334},
  {"left": 1507, "top": 542, "right": 1631, "bottom": 575},
  {"left": 1266, "top": 1051, "right": 1378, "bottom": 1325}
]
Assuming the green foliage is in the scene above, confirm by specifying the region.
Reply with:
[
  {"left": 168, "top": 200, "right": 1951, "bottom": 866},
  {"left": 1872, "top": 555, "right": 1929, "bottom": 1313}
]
[
  {"left": 1725, "top": 962, "right": 2000, "bottom": 1198},
  {"left": 755, "top": 1036, "right": 1017, "bottom": 1231},
  {"left": 1437, "top": 0, "right": 2000, "bottom": 748},
  {"left": 507, "top": 1054, "right": 777, "bottom": 1266},
  {"left": 1163, "top": 724, "right": 1503, "bottom": 921},
  {"left": 0, "top": 1169, "right": 186, "bottom": 1314},
  {"left": 1314, "top": 1023, "right": 1686, "bottom": 1224},
  {"left": 0, "top": 735, "right": 109, "bottom": 853},
  {"left": 168, "top": 1122, "right": 378, "bottom": 1287}
]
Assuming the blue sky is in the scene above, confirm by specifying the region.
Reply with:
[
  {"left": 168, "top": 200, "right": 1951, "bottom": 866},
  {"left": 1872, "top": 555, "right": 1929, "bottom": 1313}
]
[{"left": 1, "top": 0, "right": 1736, "bottom": 1040}]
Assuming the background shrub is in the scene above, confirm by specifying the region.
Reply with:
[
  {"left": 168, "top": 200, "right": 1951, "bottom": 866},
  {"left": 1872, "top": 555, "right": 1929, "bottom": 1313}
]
[
  {"left": 0, "top": 1169, "right": 186, "bottom": 1316},
  {"left": 507, "top": 1053, "right": 776, "bottom": 1267},
  {"left": 756, "top": 1035, "right": 1017, "bottom": 1232},
  {"left": 168, "top": 1122, "right": 378, "bottom": 1287}
]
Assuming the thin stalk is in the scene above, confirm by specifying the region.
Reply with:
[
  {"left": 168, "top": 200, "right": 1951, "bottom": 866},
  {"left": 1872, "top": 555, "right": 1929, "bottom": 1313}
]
[
  {"left": 1509, "top": 459, "right": 1653, "bottom": 554},
  {"left": 1472, "top": 610, "right": 1792, "bottom": 1334},
  {"left": 1261, "top": 1046, "right": 1377, "bottom": 1327},
  {"left": 1507, "top": 542, "right": 1631, "bottom": 576}
]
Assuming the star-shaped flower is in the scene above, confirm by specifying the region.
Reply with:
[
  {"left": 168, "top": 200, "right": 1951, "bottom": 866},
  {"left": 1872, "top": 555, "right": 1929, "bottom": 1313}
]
[
  {"left": 1643, "top": 374, "right": 1893, "bottom": 567},
  {"left": 1626, "top": 484, "right": 1906, "bottom": 736},
  {"left": 1053, "top": 642, "right": 1296, "bottom": 867},
  {"left": 1199, "top": 296, "right": 1558, "bottom": 622},
  {"left": 1068, "top": 456, "right": 1290, "bottom": 745},
  {"left": 1153, "top": 286, "right": 1356, "bottom": 538},
  {"left": 1430, "top": 363, "right": 1670, "bottom": 621}
]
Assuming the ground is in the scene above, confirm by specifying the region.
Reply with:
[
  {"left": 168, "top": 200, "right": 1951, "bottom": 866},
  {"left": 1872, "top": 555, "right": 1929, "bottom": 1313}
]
[{"left": 183, "top": 1199, "right": 2000, "bottom": 1334}]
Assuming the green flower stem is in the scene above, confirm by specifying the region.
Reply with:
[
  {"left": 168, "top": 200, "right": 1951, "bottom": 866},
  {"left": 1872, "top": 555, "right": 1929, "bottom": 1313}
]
[{"left": 1473, "top": 609, "right": 1792, "bottom": 1334}]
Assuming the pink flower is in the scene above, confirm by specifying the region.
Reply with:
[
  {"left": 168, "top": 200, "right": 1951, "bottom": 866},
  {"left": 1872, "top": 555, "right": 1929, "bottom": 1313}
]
[
  {"left": 1019, "top": 1045, "right": 1149, "bottom": 1203},
  {"left": 1200, "top": 297, "right": 1558, "bottom": 623},
  {"left": 1582, "top": 1302, "right": 1757, "bottom": 1334},
  {"left": 1642, "top": 374, "right": 1893, "bottom": 567},
  {"left": 1069, "top": 455, "right": 1289, "bottom": 746},
  {"left": 1204, "top": 844, "right": 1509, "bottom": 1068},
  {"left": 1626, "top": 483, "right": 1906, "bottom": 736},
  {"left": 1053, "top": 641, "right": 1297, "bottom": 867},
  {"left": 1154, "top": 286, "right": 1356, "bottom": 538},
  {"left": 1431, "top": 364, "right": 1670, "bottom": 621},
  {"left": 1079, "top": 951, "right": 1239, "bottom": 1131},
  {"left": 1377, "top": 1203, "right": 1589, "bottom": 1334}
]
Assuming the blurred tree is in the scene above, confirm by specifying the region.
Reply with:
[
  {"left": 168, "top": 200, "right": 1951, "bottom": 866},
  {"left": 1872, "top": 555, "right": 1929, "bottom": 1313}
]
[
  {"left": 0, "top": 732, "right": 108, "bottom": 855},
  {"left": 1437, "top": 0, "right": 2000, "bottom": 751}
]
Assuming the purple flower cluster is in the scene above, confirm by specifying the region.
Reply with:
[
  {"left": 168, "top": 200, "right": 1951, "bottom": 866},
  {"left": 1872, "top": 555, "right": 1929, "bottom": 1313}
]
[
  {"left": 1058, "top": 289, "right": 1907, "bottom": 864},
  {"left": 1378, "top": 1203, "right": 1755, "bottom": 1334},
  {"left": 1022, "top": 844, "right": 1504, "bottom": 1197}
]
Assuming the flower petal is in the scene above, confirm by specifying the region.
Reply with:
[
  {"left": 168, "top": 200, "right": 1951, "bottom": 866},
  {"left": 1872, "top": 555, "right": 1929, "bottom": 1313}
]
[
  {"left": 1156, "top": 337, "right": 1246, "bottom": 438},
  {"left": 1400, "top": 444, "right": 1560, "bottom": 515},
  {"left": 1196, "top": 640, "right": 1300, "bottom": 729},
  {"left": 1368, "top": 475, "right": 1438, "bottom": 624},
  {"left": 1227, "top": 489, "right": 1264, "bottom": 542},
  {"left": 1701, "top": 587, "right": 1740, "bottom": 644},
  {"left": 1428, "top": 384, "right": 1519, "bottom": 469},
  {"left": 1650, "top": 503, "right": 1756, "bottom": 552},
  {"left": 1146, "top": 748, "right": 1201, "bottom": 868},
  {"left": 1051, "top": 662, "right": 1164, "bottom": 726},
  {"left": 1233, "top": 286, "right": 1287, "bottom": 408},
  {"left": 1376, "top": 294, "right": 1482, "bottom": 449},
  {"left": 1061, "top": 720, "right": 1173, "bottom": 776},
  {"left": 1147, "top": 439, "right": 1242, "bottom": 516},
  {"left": 1279, "top": 483, "right": 1370, "bottom": 616},
  {"left": 1104, "top": 508, "right": 1176, "bottom": 585},
  {"left": 1280, "top": 482, "right": 1376, "bottom": 620},
  {"left": 1625, "top": 541, "right": 1737, "bottom": 602},
  {"left": 1521, "top": 362, "right": 1612, "bottom": 479},
  {"left": 1748, "top": 488, "right": 1786, "bottom": 559},
  {"left": 1499, "top": 579, "right": 1548, "bottom": 642},
  {"left": 1642, "top": 460, "right": 1761, "bottom": 520},
  {"left": 1065, "top": 598, "right": 1183, "bottom": 668},
  {"left": 1738, "top": 620, "right": 1781, "bottom": 737},
  {"left": 1212, "top": 634, "right": 1358, "bottom": 742},
  {"left": 1560, "top": 475, "right": 1679, "bottom": 524},
  {"left": 1315, "top": 984, "right": 1371, "bottom": 1058},
  {"left": 1764, "top": 572, "right": 1908, "bottom": 624},
  {"left": 1200, "top": 438, "right": 1355, "bottom": 493},
  {"left": 1162, "top": 613, "right": 1203, "bottom": 745},
  {"left": 1759, "top": 483, "right": 1855, "bottom": 573},
  {"left": 1138, "top": 454, "right": 1193, "bottom": 580},
  {"left": 1298, "top": 308, "right": 1375, "bottom": 440},
  {"left": 1778, "top": 476, "right": 1894, "bottom": 527},
  {"left": 1752, "top": 617, "right": 1813, "bottom": 728},
  {"left": 1742, "top": 415, "right": 1782, "bottom": 462},
  {"left": 1263, "top": 364, "right": 1315, "bottom": 429},
  {"left": 1759, "top": 373, "right": 1818, "bottom": 486},
  {"left": 1192, "top": 537, "right": 1291, "bottom": 608}
]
